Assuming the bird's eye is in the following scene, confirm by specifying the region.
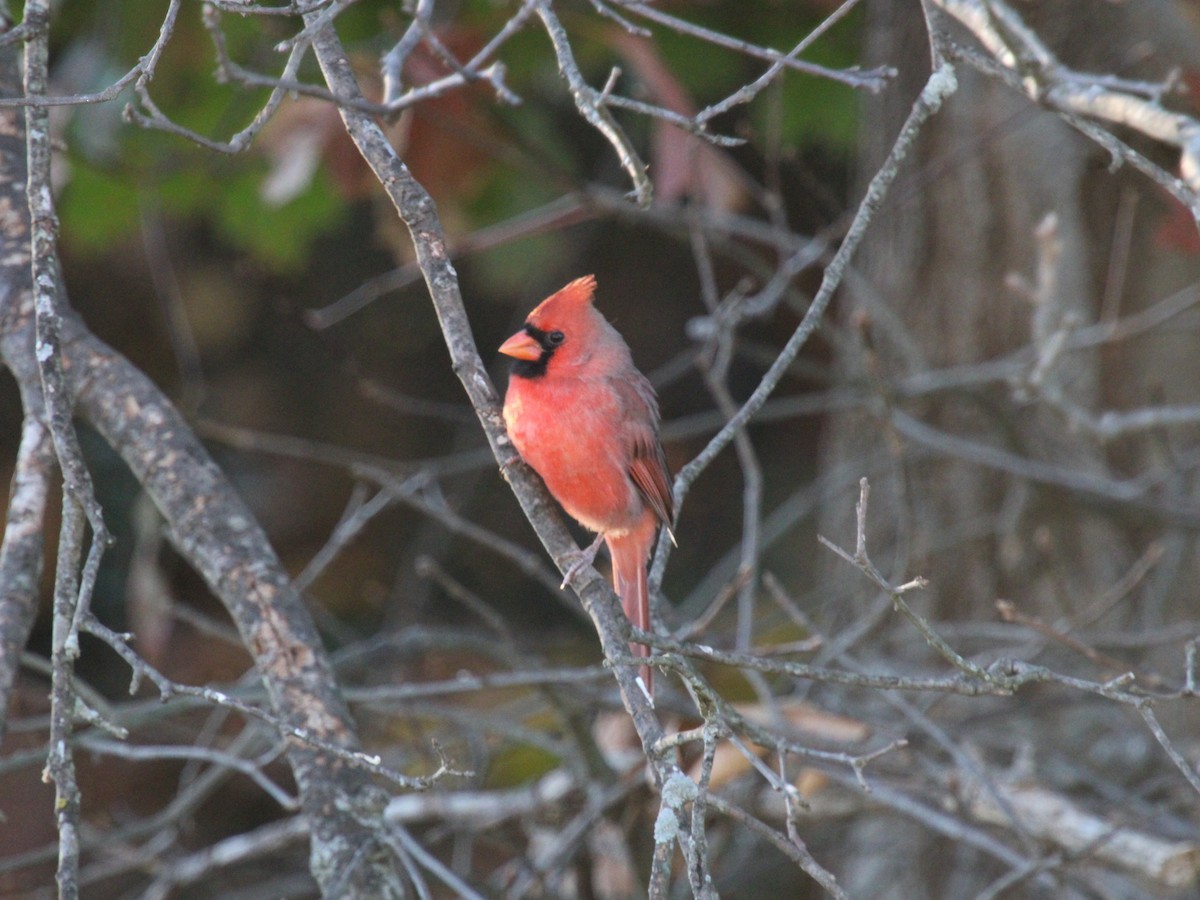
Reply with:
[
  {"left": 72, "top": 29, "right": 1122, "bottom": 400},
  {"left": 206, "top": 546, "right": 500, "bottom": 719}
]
[{"left": 547, "top": 330, "right": 566, "bottom": 346}]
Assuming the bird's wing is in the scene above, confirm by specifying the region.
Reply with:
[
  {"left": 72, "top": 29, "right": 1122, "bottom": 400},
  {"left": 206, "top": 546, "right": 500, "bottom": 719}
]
[
  {"left": 630, "top": 435, "right": 675, "bottom": 533},
  {"left": 616, "top": 374, "right": 676, "bottom": 534}
]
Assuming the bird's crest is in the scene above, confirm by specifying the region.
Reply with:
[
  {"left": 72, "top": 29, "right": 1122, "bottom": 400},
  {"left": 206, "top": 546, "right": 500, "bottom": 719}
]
[{"left": 528, "top": 275, "right": 597, "bottom": 326}]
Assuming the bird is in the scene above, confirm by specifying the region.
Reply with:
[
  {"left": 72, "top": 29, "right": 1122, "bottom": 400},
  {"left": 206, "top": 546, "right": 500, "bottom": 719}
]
[{"left": 499, "top": 275, "right": 674, "bottom": 696}]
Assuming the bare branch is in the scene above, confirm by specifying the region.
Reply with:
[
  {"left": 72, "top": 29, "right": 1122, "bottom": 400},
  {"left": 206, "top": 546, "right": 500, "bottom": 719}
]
[{"left": 533, "top": 0, "right": 652, "bottom": 206}]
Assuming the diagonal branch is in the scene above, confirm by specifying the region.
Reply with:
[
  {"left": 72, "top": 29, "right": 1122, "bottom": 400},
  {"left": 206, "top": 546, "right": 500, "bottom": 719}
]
[{"left": 63, "top": 327, "right": 406, "bottom": 897}]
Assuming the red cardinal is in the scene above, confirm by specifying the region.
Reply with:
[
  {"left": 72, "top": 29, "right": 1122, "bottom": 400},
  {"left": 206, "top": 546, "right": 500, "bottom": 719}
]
[{"left": 500, "top": 275, "right": 674, "bottom": 695}]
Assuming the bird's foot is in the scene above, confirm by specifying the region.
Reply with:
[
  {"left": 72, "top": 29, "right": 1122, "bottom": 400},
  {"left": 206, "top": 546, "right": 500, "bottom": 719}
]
[{"left": 560, "top": 533, "right": 606, "bottom": 589}]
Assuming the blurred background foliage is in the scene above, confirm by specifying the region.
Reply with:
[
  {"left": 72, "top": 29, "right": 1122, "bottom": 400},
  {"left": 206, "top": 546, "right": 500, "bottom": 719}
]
[{"left": 51, "top": 0, "right": 859, "bottom": 270}]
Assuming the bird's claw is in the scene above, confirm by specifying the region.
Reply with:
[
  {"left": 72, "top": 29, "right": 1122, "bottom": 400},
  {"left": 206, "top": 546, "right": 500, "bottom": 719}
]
[{"left": 560, "top": 533, "right": 606, "bottom": 589}]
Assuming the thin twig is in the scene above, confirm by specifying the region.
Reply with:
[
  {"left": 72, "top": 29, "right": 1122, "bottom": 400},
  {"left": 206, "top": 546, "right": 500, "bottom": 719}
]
[
  {"left": 669, "top": 62, "right": 959, "bottom": 533},
  {"left": 533, "top": 0, "right": 651, "bottom": 206}
]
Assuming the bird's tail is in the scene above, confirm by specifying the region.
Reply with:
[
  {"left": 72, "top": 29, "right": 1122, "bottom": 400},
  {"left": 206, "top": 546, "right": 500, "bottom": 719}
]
[{"left": 608, "top": 525, "right": 654, "bottom": 696}]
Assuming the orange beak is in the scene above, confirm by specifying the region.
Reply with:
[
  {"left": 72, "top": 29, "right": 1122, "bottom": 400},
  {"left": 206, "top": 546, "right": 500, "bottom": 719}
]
[{"left": 499, "top": 330, "right": 543, "bottom": 361}]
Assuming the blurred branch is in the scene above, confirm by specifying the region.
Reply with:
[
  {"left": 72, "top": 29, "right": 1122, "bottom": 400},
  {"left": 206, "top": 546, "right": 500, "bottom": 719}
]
[
  {"left": 888, "top": 410, "right": 1200, "bottom": 528},
  {"left": 934, "top": 0, "right": 1200, "bottom": 216},
  {"left": 706, "top": 794, "right": 845, "bottom": 897},
  {"left": 305, "top": 193, "right": 595, "bottom": 329},
  {"left": 698, "top": 0, "right": 875, "bottom": 124},
  {"left": 128, "top": 1, "right": 528, "bottom": 152},
  {"left": 141, "top": 817, "right": 309, "bottom": 900},
  {"left": 0, "top": 416, "right": 51, "bottom": 747},
  {"left": 81, "top": 616, "right": 461, "bottom": 792},
  {"left": 0, "top": 20, "right": 45, "bottom": 753},
  {"left": 379, "top": 0, "right": 526, "bottom": 109},
  {"left": 622, "top": 1, "right": 894, "bottom": 93},
  {"left": 193, "top": 419, "right": 582, "bottom": 614},
  {"left": 380, "top": 0, "right": 433, "bottom": 104},
  {"left": 821, "top": 769, "right": 1050, "bottom": 879},
  {"left": 80, "top": 737, "right": 298, "bottom": 810},
  {"left": 668, "top": 62, "right": 960, "bottom": 533},
  {"left": 956, "top": 765, "right": 1200, "bottom": 887},
  {"left": 689, "top": 223, "right": 764, "bottom": 655}
]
